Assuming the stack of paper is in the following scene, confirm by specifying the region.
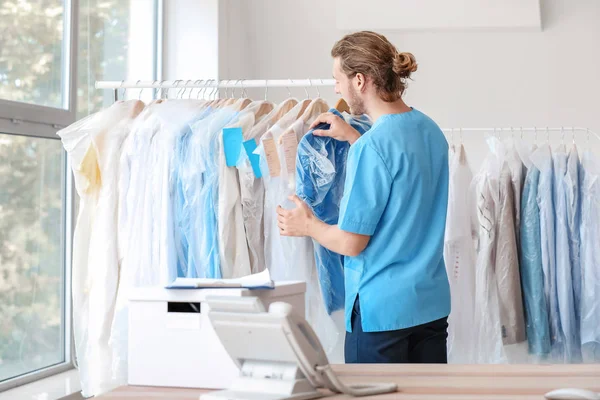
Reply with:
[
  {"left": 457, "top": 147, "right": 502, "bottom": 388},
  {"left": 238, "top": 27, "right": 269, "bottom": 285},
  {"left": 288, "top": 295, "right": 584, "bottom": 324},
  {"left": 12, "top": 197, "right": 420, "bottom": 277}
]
[{"left": 166, "top": 269, "right": 274, "bottom": 289}]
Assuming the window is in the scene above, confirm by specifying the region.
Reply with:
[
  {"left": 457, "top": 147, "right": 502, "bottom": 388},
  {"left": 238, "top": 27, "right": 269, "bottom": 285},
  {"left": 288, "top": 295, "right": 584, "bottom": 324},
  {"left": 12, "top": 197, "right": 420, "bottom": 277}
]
[
  {"left": 0, "top": 1, "right": 67, "bottom": 109},
  {"left": 0, "top": 133, "right": 65, "bottom": 383},
  {"left": 78, "top": 0, "right": 158, "bottom": 118},
  {"left": 0, "top": 0, "right": 160, "bottom": 392}
]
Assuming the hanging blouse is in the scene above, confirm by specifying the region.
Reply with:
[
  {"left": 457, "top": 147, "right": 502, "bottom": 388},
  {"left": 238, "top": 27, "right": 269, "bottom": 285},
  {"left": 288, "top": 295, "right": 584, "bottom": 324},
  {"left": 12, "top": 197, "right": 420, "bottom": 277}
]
[
  {"left": 443, "top": 144, "right": 477, "bottom": 363},
  {"left": 217, "top": 108, "right": 260, "bottom": 278},
  {"left": 580, "top": 150, "right": 600, "bottom": 363},
  {"left": 530, "top": 144, "right": 562, "bottom": 360},
  {"left": 553, "top": 145, "right": 581, "bottom": 363},
  {"left": 58, "top": 100, "right": 143, "bottom": 397},
  {"left": 519, "top": 144, "right": 551, "bottom": 357},
  {"left": 565, "top": 147, "right": 582, "bottom": 352}
]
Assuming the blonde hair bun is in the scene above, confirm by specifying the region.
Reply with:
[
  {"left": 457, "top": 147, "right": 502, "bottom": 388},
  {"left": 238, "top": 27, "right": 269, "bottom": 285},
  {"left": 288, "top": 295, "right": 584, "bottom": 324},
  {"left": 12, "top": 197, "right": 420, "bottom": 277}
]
[{"left": 393, "top": 52, "right": 418, "bottom": 78}]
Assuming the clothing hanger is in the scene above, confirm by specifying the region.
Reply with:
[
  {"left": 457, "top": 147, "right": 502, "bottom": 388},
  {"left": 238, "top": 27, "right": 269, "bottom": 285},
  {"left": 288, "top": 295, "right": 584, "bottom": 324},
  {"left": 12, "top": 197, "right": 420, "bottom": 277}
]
[
  {"left": 335, "top": 98, "right": 350, "bottom": 113},
  {"left": 297, "top": 79, "right": 328, "bottom": 124},
  {"left": 233, "top": 80, "right": 253, "bottom": 111}
]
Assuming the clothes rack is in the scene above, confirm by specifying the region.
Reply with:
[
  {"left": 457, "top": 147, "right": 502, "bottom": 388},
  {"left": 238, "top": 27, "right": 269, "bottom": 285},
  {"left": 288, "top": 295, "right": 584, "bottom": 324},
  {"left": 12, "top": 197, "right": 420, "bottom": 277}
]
[
  {"left": 95, "top": 79, "right": 336, "bottom": 89},
  {"left": 94, "top": 79, "right": 600, "bottom": 140}
]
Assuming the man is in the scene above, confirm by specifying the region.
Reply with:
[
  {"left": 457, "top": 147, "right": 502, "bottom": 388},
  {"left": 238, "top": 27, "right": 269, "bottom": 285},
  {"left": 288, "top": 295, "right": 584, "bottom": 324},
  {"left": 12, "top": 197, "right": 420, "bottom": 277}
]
[{"left": 276, "top": 31, "right": 451, "bottom": 364}]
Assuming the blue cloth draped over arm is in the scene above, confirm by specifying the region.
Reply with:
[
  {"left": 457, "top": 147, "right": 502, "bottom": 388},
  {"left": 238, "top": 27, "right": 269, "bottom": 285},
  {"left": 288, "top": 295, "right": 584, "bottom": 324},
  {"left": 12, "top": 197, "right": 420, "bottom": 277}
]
[{"left": 295, "top": 109, "right": 371, "bottom": 314}]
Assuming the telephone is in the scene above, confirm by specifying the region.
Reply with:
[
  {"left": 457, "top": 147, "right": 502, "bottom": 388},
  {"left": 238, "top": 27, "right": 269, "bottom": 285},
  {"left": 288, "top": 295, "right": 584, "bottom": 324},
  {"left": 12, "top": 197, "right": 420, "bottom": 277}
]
[{"left": 201, "top": 296, "right": 398, "bottom": 400}]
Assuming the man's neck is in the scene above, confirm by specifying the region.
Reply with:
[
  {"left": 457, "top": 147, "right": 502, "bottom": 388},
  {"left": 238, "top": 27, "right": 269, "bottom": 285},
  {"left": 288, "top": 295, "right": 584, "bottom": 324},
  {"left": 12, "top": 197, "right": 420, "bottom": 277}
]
[{"left": 367, "top": 99, "right": 412, "bottom": 123}]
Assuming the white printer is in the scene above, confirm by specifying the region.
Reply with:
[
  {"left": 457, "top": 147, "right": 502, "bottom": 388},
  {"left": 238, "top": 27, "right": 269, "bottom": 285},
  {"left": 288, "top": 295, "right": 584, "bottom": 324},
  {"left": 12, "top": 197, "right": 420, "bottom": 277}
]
[{"left": 128, "top": 282, "right": 306, "bottom": 389}]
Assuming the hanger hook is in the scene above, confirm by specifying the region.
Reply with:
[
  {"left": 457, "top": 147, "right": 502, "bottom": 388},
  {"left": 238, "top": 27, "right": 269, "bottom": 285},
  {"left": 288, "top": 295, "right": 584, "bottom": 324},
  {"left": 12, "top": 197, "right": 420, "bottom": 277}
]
[
  {"left": 150, "top": 80, "right": 158, "bottom": 99},
  {"left": 136, "top": 80, "right": 143, "bottom": 100},
  {"left": 534, "top": 126, "right": 537, "bottom": 144},
  {"left": 175, "top": 80, "right": 183, "bottom": 99},
  {"left": 460, "top": 128, "right": 463, "bottom": 144},
  {"left": 561, "top": 126, "right": 565, "bottom": 145},
  {"left": 520, "top": 126, "right": 523, "bottom": 140},
  {"left": 546, "top": 126, "right": 550, "bottom": 142},
  {"left": 572, "top": 127, "right": 576, "bottom": 145},
  {"left": 264, "top": 80, "right": 268, "bottom": 101},
  {"left": 188, "top": 79, "right": 195, "bottom": 100},
  {"left": 119, "top": 80, "right": 125, "bottom": 100},
  {"left": 210, "top": 80, "right": 218, "bottom": 99},
  {"left": 204, "top": 79, "right": 213, "bottom": 99},
  {"left": 303, "top": 83, "right": 309, "bottom": 99},
  {"left": 242, "top": 79, "right": 248, "bottom": 98},
  {"left": 286, "top": 79, "right": 292, "bottom": 98},
  {"left": 317, "top": 79, "right": 322, "bottom": 98},
  {"left": 195, "top": 79, "right": 204, "bottom": 99},
  {"left": 587, "top": 128, "right": 590, "bottom": 145},
  {"left": 190, "top": 79, "right": 201, "bottom": 99},
  {"left": 189, "top": 80, "right": 199, "bottom": 99},
  {"left": 198, "top": 79, "right": 207, "bottom": 99},
  {"left": 181, "top": 79, "right": 192, "bottom": 99},
  {"left": 233, "top": 79, "right": 242, "bottom": 98}
]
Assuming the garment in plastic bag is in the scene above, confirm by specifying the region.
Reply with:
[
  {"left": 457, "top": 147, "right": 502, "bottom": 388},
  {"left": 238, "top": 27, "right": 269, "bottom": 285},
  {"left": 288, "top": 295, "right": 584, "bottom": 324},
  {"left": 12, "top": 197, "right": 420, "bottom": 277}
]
[
  {"left": 110, "top": 101, "right": 205, "bottom": 386},
  {"left": 580, "top": 150, "right": 600, "bottom": 362},
  {"left": 58, "top": 100, "right": 143, "bottom": 397},
  {"left": 519, "top": 144, "right": 551, "bottom": 357},
  {"left": 552, "top": 145, "right": 581, "bottom": 363},
  {"left": 181, "top": 106, "right": 238, "bottom": 278},
  {"left": 295, "top": 108, "right": 372, "bottom": 315},
  {"left": 218, "top": 103, "right": 271, "bottom": 278},
  {"left": 565, "top": 147, "right": 582, "bottom": 349},
  {"left": 530, "top": 144, "right": 562, "bottom": 360},
  {"left": 257, "top": 99, "right": 345, "bottom": 362},
  {"left": 472, "top": 150, "right": 505, "bottom": 364},
  {"left": 236, "top": 101, "right": 300, "bottom": 274},
  {"left": 443, "top": 144, "right": 477, "bottom": 363},
  {"left": 472, "top": 137, "right": 526, "bottom": 363},
  {"left": 171, "top": 105, "right": 214, "bottom": 279}
]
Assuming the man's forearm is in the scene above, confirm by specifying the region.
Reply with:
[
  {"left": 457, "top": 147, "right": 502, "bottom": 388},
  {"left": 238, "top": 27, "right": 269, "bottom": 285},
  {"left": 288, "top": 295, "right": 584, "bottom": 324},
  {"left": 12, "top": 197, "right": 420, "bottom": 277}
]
[{"left": 307, "top": 218, "right": 367, "bottom": 257}]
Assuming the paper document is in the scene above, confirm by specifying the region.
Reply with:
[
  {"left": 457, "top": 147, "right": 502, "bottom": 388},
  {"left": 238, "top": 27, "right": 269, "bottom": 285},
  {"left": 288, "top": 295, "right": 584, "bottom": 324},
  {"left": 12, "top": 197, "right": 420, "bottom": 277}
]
[{"left": 166, "top": 269, "right": 274, "bottom": 289}]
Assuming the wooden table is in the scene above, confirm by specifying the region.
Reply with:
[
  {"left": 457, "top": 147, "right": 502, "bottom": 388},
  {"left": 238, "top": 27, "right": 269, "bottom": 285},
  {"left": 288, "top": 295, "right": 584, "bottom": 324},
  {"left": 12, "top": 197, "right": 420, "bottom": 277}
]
[{"left": 98, "top": 364, "right": 600, "bottom": 399}]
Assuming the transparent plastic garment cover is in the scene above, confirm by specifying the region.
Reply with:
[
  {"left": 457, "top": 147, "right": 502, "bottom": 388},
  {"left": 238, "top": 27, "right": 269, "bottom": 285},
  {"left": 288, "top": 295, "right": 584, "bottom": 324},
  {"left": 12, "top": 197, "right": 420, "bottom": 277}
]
[
  {"left": 58, "top": 100, "right": 143, "bottom": 396},
  {"left": 255, "top": 100, "right": 345, "bottom": 361},
  {"left": 443, "top": 145, "right": 477, "bottom": 363},
  {"left": 295, "top": 109, "right": 372, "bottom": 315}
]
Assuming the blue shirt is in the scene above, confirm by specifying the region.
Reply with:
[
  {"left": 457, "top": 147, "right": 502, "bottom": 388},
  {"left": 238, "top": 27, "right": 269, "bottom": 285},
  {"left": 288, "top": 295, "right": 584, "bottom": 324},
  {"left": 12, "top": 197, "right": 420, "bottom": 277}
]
[
  {"left": 339, "top": 109, "right": 451, "bottom": 332},
  {"left": 296, "top": 109, "right": 372, "bottom": 315},
  {"left": 520, "top": 165, "right": 551, "bottom": 356}
]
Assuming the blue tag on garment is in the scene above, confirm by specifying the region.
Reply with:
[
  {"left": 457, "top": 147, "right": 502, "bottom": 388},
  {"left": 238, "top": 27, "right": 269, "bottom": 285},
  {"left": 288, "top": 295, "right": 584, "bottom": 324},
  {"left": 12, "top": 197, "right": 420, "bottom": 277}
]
[
  {"left": 223, "top": 127, "right": 244, "bottom": 167},
  {"left": 243, "top": 139, "right": 262, "bottom": 178}
]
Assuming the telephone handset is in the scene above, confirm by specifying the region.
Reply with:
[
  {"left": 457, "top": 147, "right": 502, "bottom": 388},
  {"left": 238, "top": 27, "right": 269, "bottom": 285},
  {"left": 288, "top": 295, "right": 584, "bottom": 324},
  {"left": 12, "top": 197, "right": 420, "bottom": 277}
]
[
  {"left": 203, "top": 297, "right": 397, "bottom": 400},
  {"left": 273, "top": 302, "right": 398, "bottom": 397}
]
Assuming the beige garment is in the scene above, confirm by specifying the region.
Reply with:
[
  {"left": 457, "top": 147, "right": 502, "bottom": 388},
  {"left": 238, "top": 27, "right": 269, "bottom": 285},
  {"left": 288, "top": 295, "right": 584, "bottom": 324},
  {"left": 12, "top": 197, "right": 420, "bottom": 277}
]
[
  {"left": 473, "top": 140, "right": 527, "bottom": 364},
  {"left": 217, "top": 111, "right": 255, "bottom": 278},
  {"left": 496, "top": 163, "right": 527, "bottom": 345}
]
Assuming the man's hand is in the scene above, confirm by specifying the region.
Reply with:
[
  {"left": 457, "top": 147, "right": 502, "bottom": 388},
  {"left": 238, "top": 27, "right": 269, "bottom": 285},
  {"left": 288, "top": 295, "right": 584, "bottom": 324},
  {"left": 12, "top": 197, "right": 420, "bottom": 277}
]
[
  {"left": 310, "top": 112, "right": 361, "bottom": 144},
  {"left": 277, "top": 195, "right": 315, "bottom": 237}
]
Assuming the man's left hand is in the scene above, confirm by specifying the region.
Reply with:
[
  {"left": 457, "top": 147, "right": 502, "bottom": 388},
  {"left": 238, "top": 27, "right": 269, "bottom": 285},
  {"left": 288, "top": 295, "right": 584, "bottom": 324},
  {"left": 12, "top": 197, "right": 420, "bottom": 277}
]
[{"left": 277, "top": 195, "right": 315, "bottom": 237}]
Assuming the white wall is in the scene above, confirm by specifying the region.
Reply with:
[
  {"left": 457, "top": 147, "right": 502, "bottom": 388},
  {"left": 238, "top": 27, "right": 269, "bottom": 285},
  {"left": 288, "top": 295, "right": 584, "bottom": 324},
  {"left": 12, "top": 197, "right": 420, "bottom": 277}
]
[
  {"left": 163, "top": 0, "right": 219, "bottom": 81},
  {"left": 218, "top": 0, "right": 600, "bottom": 168}
]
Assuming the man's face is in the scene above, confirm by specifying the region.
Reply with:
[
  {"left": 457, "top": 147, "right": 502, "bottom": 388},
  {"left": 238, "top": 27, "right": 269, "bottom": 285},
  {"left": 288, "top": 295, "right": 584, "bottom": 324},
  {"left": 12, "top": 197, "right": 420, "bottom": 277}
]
[{"left": 333, "top": 57, "right": 366, "bottom": 115}]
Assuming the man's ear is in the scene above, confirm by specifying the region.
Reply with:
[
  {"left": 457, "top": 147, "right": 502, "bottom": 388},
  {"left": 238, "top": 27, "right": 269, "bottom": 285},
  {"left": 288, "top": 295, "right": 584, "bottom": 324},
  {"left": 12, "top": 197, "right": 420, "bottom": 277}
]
[{"left": 355, "top": 73, "right": 367, "bottom": 93}]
